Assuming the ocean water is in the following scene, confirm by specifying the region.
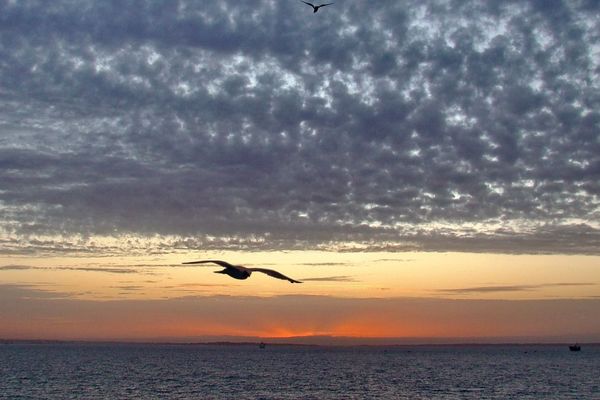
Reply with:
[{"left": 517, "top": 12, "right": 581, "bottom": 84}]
[{"left": 0, "top": 343, "right": 598, "bottom": 399}]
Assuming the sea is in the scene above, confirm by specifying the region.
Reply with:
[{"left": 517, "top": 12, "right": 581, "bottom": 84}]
[{"left": 0, "top": 343, "right": 598, "bottom": 399}]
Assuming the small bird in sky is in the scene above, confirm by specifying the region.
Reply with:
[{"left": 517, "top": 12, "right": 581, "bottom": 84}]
[
  {"left": 300, "top": 1, "right": 334, "bottom": 13},
  {"left": 182, "top": 260, "right": 303, "bottom": 283}
]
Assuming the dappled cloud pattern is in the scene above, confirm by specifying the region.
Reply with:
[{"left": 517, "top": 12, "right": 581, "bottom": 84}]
[{"left": 1, "top": 0, "right": 599, "bottom": 255}]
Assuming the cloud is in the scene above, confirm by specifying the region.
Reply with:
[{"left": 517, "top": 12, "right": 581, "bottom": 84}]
[
  {"left": 0, "top": 265, "right": 33, "bottom": 271},
  {"left": 294, "top": 262, "right": 353, "bottom": 267},
  {"left": 299, "top": 276, "right": 358, "bottom": 282},
  {"left": 1, "top": 0, "right": 599, "bottom": 255},
  {"left": 110, "top": 285, "right": 144, "bottom": 291},
  {"left": 438, "top": 282, "right": 597, "bottom": 294},
  {"left": 0, "top": 284, "right": 74, "bottom": 300},
  {"left": 0, "top": 264, "right": 143, "bottom": 274},
  {"left": 163, "top": 283, "right": 234, "bottom": 289},
  {"left": 71, "top": 267, "right": 141, "bottom": 274}
]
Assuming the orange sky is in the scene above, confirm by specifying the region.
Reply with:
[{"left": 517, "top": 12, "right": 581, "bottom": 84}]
[
  {"left": 2, "top": 290, "right": 599, "bottom": 342},
  {"left": 1, "top": 251, "right": 599, "bottom": 343}
]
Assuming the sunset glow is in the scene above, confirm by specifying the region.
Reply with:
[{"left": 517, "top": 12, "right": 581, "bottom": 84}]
[
  {"left": 2, "top": 250, "right": 599, "bottom": 343},
  {"left": 1, "top": 0, "right": 600, "bottom": 345}
]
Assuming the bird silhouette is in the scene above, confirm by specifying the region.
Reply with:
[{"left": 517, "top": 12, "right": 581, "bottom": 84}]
[
  {"left": 182, "top": 260, "right": 302, "bottom": 283},
  {"left": 300, "top": 1, "right": 334, "bottom": 13}
]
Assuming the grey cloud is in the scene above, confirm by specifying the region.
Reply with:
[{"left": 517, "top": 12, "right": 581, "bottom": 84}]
[
  {"left": 438, "top": 282, "right": 596, "bottom": 294},
  {"left": 0, "top": 265, "right": 33, "bottom": 271},
  {"left": 1, "top": 0, "right": 599, "bottom": 255},
  {"left": 0, "top": 264, "right": 141, "bottom": 274},
  {"left": 294, "top": 262, "right": 352, "bottom": 266},
  {"left": 73, "top": 267, "right": 140, "bottom": 274},
  {"left": 167, "top": 283, "right": 233, "bottom": 288},
  {"left": 299, "top": 276, "right": 358, "bottom": 282},
  {"left": 110, "top": 285, "right": 144, "bottom": 291},
  {"left": 0, "top": 284, "right": 74, "bottom": 300}
]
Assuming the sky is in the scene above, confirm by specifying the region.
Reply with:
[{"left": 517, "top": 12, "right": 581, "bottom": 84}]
[{"left": 1, "top": 0, "right": 599, "bottom": 343}]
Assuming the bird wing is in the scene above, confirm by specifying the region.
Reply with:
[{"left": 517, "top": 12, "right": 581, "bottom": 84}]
[
  {"left": 301, "top": 1, "right": 316, "bottom": 7},
  {"left": 249, "top": 268, "right": 303, "bottom": 283},
  {"left": 320, "top": 3, "right": 334, "bottom": 7},
  {"left": 182, "top": 260, "right": 236, "bottom": 269}
]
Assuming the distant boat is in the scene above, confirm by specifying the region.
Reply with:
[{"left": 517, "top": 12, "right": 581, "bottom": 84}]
[
  {"left": 569, "top": 344, "right": 581, "bottom": 352},
  {"left": 259, "top": 342, "right": 266, "bottom": 349}
]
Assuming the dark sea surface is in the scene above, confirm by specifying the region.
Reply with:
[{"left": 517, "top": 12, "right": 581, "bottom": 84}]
[{"left": 0, "top": 343, "right": 598, "bottom": 399}]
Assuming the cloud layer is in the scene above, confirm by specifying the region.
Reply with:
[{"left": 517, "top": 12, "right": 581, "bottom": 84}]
[{"left": 1, "top": 0, "right": 599, "bottom": 254}]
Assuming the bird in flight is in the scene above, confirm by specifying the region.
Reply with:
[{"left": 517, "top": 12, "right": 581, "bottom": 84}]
[
  {"left": 182, "top": 260, "right": 303, "bottom": 283},
  {"left": 300, "top": 1, "right": 334, "bottom": 13}
]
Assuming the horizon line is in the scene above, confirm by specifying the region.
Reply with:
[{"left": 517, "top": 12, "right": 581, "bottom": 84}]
[{"left": 3, "top": 336, "right": 598, "bottom": 347}]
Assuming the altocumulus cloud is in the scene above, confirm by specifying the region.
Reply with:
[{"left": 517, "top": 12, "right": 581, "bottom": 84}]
[{"left": 0, "top": 0, "right": 599, "bottom": 255}]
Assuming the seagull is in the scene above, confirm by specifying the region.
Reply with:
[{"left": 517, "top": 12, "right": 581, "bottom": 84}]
[
  {"left": 182, "top": 260, "right": 302, "bottom": 283},
  {"left": 300, "top": 1, "right": 334, "bottom": 13}
]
